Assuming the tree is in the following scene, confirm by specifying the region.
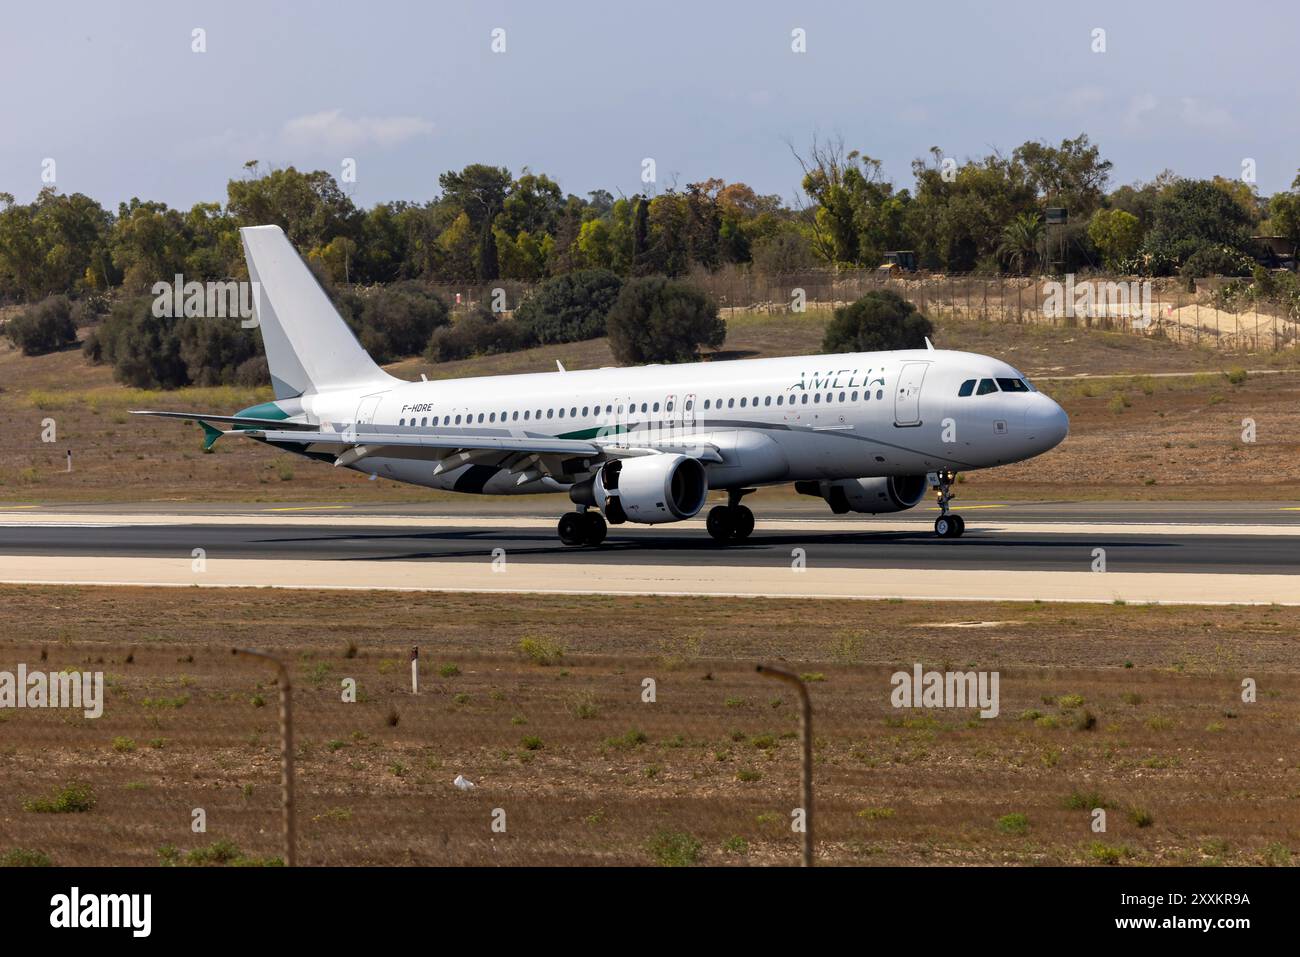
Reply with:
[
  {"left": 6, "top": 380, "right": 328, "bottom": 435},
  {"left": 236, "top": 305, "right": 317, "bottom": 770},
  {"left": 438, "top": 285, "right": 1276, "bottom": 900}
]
[
  {"left": 605, "top": 277, "right": 725, "bottom": 364},
  {"left": 1087, "top": 208, "right": 1142, "bottom": 270},
  {"left": 110, "top": 199, "right": 190, "bottom": 292},
  {"left": 4, "top": 295, "right": 77, "bottom": 355},
  {"left": 226, "top": 166, "right": 359, "bottom": 251},
  {"left": 438, "top": 164, "right": 512, "bottom": 231},
  {"left": 791, "top": 136, "right": 907, "bottom": 267},
  {"left": 1139, "top": 178, "right": 1254, "bottom": 272},
  {"left": 996, "top": 212, "right": 1044, "bottom": 274},
  {"left": 514, "top": 269, "right": 623, "bottom": 345},
  {"left": 1265, "top": 170, "right": 1300, "bottom": 262},
  {"left": 822, "top": 291, "right": 933, "bottom": 354},
  {"left": 1013, "top": 134, "right": 1112, "bottom": 218},
  {"left": 905, "top": 149, "right": 1037, "bottom": 272}
]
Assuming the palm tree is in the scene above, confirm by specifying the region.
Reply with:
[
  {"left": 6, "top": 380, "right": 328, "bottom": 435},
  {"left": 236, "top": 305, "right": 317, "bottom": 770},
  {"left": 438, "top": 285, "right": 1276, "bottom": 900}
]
[{"left": 997, "top": 212, "right": 1044, "bottom": 274}]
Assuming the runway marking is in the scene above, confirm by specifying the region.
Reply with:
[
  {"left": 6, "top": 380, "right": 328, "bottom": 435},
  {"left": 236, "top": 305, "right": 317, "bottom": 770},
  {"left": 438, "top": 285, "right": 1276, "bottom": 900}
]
[
  {"left": 262, "top": 505, "right": 353, "bottom": 512},
  {"left": 0, "top": 505, "right": 39, "bottom": 510},
  {"left": 1, "top": 556, "right": 1297, "bottom": 605},
  {"left": 925, "top": 505, "right": 1008, "bottom": 511}
]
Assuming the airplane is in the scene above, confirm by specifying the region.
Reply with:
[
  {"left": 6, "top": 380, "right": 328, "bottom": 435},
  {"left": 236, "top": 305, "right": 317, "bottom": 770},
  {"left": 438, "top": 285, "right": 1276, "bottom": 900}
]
[{"left": 135, "top": 225, "right": 1068, "bottom": 546}]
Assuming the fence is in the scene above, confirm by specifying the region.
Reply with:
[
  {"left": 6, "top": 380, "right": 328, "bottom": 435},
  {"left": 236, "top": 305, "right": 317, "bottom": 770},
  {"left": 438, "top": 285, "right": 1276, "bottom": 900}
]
[{"left": 417, "top": 268, "right": 1300, "bottom": 353}]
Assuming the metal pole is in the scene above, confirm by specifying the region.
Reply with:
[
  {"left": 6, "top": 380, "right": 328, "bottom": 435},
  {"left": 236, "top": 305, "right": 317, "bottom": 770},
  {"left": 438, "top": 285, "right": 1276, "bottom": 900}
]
[
  {"left": 756, "top": 664, "right": 813, "bottom": 866},
  {"left": 232, "top": 648, "right": 295, "bottom": 866}
]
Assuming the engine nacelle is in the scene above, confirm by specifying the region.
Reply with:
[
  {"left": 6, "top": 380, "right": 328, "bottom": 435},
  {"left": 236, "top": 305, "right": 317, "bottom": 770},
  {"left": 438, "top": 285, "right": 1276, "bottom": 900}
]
[
  {"left": 584, "top": 454, "right": 709, "bottom": 525},
  {"left": 795, "top": 474, "right": 927, "bottom": 515}
]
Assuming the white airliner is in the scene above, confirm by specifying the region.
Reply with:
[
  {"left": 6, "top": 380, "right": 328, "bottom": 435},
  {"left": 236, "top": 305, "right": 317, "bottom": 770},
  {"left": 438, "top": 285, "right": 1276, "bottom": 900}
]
[{"left": 136, "top": 225, "right": 1068, "bottom": 545}]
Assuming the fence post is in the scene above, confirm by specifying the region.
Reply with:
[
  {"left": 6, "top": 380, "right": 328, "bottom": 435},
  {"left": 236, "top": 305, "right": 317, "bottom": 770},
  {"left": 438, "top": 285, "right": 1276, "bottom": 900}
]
[
  {"left": 232, "top": 648, "right": 295, "bottom": 867},
  {"left": 757, "top": 664, "right": 813, "bottom": 866}
]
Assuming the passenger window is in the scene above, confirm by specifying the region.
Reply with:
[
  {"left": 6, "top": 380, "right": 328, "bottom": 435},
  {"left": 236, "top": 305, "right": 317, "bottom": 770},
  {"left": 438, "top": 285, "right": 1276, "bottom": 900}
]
[
  {"left": 958, "top": 379, "right": 976, "bottom": 397},
  {"left": 489, "top": 413, "right": 495, "bottom": 423},
  {"left": 996, "top": 377, "right": 1029, "bottom": 393},
  {"left": 684, "top": 399, "right": 692, "bottom": 410},
  {"left": 876, "top": 389, "right": 883, "bottom": 399},
  {"left": 455, "top": 415, "right": 462, "bottom": 425},
  {"left": 777, "top": 395, "right": 784, "bottom": 405},
  {"left": 547, "top": 409, "right": 554, "bottom": 419},
  {"left": 570, "top": 407, "right": 577, "bottom": 417},
  {"left": 851, "top": 391, "right": 858, "bottom": 401},
  {"left": 839, "top": 391, "right": 845, "bottom": 402},
  {"left": 667, "top": 401, "right": 674, "bottom": 412},
  {"left": 512, "top": 411, "right": 519, "bottom": 421},
  {"left": 399, "top": 418, "right": 405, "bottom": 426},
  {"left": 740, "top": 397, "right": 747, "bottom": 407},
  {"left": 558, "top": 408, "right": 565, "bottom": 418},
  {"left": 764, "top": 396, "right": 771, "bottom": 406},
  {"left": 802, "top": 394, "right": 809, "bottom": 405},
  {"left": 704, "top": 400, "right": 710, "bottom": 410},
  {"left": 652, "top": 402, "right": 660, "bottom": 413},
  {"left": 582, "top": 406, "right": 589, "bottom": 416},
  {"left": 976, "top": 379, "right": 998, "bottom": 395},
  {"left": 727, "top": 398, "right": 735, "bottom": 408},
  {"left": 640, "top": 402, "right": 647, "bottom": 413},
  {"left": 420, "top": 417, "right": 427, "bottom": 426},
  {"left": 814, "top": 393, "right": 820, "bottom": 403}
]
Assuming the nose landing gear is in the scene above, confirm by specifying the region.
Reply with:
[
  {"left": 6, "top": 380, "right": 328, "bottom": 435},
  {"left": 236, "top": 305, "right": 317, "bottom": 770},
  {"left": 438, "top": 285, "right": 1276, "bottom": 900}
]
[{"left": 932, "top": 470, "right": 965, "bottom": 538}]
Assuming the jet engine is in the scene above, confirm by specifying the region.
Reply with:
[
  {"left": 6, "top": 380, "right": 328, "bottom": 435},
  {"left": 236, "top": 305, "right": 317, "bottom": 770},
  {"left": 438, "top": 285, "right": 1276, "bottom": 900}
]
[
  {"left": 572, "top": 454, "right": 709, "bottom": 525},
  {"left": 795, "top": 475, "right": 927, "bottom": 515}
]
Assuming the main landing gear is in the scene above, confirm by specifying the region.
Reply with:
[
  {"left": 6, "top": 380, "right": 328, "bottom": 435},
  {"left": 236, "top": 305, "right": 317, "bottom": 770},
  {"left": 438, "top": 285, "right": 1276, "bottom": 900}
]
[
  {"left": 558, "top": 508, "right": 607, "bottom": 547},
  {"left": 933, "top": 469, "right": 965, "bottom": 539},
  {"left": 706, "top": 488, "right": 755, "bottom": 543}
]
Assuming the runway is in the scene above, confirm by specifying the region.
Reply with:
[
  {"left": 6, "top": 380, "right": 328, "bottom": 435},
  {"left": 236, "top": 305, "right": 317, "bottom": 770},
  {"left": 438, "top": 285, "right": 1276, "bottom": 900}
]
[{"left": 0, "top": 501, "right": 1296, "bottom": 604}]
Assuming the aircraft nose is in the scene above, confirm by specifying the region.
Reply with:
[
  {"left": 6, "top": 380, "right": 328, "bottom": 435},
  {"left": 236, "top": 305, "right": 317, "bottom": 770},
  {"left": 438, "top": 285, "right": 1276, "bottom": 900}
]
[{"left": 1023, "top": 394, "right": 1069, "bottom": 451}]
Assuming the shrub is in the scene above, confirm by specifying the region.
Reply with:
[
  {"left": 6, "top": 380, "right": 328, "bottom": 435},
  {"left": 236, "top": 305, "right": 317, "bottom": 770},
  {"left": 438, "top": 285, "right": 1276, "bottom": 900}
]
[
  {"left": 5, "top": 296, "right": 77, "bottom": 355},
  {"left": 514, "top": 268, "right": 623, "bottom": 344},
  {"left": 0, "top": 848, "right": 52, "bottom": 867},
  {"left": 339, "top": 282, "right": 450, "bottom": 363},
  {"left": 997, "top": 812, "right": 1029, "bottom": 834},
  {"left": 822, "top": 290, "right": 934, "bottom": 354},
  {"left": 646, "top": 830, "right": 702, "bottom": 867},
  {"left": 517, "top": 637, "right": 563, "bottom": 666},
  {"left": 426, "top": 307, "right": 525, "bottom": 362},
  {"left": 605, "top": 277, "right": 725, "bottom": 365},
  {"left": 1179, "top": 244, "right": 1253, "bottom": 279},
  {"left": 24, "top": 783, "right": 96, "bottom": 813}
]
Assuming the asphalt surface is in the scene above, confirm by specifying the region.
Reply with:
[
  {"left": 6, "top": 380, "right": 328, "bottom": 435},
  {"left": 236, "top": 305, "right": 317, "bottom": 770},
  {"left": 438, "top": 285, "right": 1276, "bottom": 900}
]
[{"left": 1, "top": 505, "right": 1297, "bottom": 575}]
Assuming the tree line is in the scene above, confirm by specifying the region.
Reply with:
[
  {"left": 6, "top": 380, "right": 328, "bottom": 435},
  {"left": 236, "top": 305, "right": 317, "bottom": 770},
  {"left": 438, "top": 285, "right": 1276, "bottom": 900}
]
[
  {"left": 4, "top": 136, "right": 1300, "bottom": 389},
  {"left": 5, "top": 137, "right": 1299, "bottom": 306}
]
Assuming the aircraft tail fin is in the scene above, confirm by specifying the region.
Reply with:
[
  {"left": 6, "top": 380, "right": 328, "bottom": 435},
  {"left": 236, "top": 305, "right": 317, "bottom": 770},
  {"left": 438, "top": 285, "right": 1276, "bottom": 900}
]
[{"left": 240, "top": 225, "right": 398, "bottom": 399}]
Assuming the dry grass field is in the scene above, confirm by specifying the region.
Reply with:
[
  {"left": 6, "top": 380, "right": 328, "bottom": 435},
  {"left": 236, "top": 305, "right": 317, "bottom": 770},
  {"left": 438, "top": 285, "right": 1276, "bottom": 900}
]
[
  {"left": 2, "top": 310, "right": 1299, "bottom": 504},
  {"left": 1, "top": 586, "right": 1297, "bottom": 867}
]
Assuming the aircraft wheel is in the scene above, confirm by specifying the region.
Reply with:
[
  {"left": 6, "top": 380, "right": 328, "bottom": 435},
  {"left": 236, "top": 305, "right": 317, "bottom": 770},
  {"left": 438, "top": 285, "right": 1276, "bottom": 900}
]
[
  {"left": 951, "top": 514, "right": 965, "bottom": 537},
  {"left": 583, "top": 512, "right": 608, "bottom": 546},
  {"left": 934, "top": 515, "right": 955, "bottom": 538},
  {"left": 558, "top": 512, "right": 585, "bottom": 546},
  {"left": 706, "top": 505, "right": 733, "bottom": 542},
  {"left": 731, "top": 505, "right": 755, "bottom": 540}
]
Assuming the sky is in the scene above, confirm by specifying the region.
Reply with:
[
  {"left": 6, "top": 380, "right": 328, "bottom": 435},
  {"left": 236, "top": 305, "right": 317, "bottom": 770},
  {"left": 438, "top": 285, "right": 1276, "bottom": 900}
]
[{"left": 2, "top": 0, "right": 1298, "bottom": 212}]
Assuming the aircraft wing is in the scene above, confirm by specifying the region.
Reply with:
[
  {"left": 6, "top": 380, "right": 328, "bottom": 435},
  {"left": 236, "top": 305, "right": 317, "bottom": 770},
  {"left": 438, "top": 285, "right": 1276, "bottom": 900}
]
[{"left": 240, "top": 426, "right": 725, "bottom": 474}]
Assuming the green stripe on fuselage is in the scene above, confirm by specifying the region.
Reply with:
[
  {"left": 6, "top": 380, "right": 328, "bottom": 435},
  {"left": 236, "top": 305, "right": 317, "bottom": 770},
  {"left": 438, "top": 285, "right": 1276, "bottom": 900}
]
[{"left": 232, "top": 401, "right": 289, "bottom": 430}]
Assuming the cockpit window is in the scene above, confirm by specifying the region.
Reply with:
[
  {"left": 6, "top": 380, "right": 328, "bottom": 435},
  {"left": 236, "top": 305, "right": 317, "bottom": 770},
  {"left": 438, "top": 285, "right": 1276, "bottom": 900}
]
[
  {"left": 958, "top": 379, "right": 976, "bottom": 397},
  {"left": 975, "top": 378, "right": 998, "bottom": 395},
  {"left": 996, "top": 377, "right": 1029, "bottom": 393}
]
